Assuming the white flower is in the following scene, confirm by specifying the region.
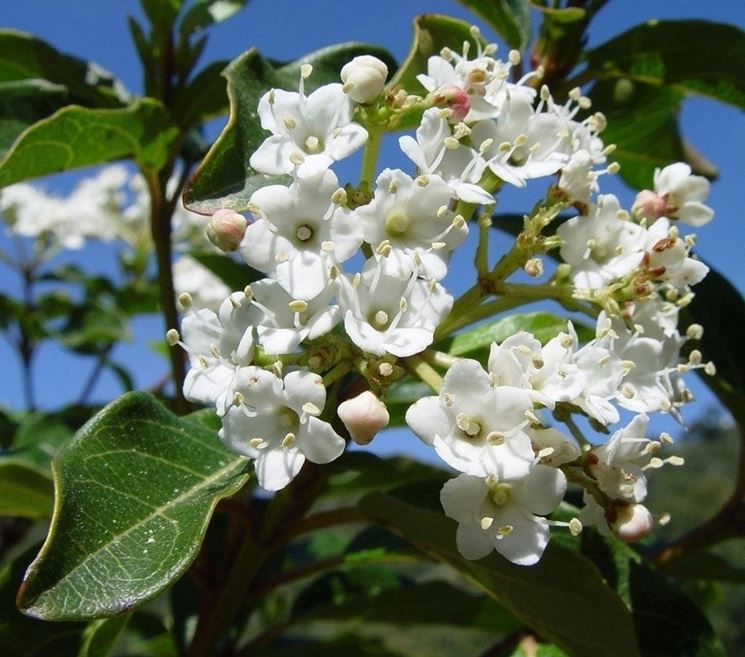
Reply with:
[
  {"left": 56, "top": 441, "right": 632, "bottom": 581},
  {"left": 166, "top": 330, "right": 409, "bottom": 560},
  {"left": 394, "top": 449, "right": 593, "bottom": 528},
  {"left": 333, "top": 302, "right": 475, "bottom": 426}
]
[
  {"left": 527, "top": 427, "right": 580, "bottom": 467},
  {"left": 653, "top": 163, "right": 713, "bottom": 226},
  {"left": 250, "top": 81, "right": 368, "bottom": 178},
  {"left": 399, "top": 109, "right": 493, "bottom": 205},
  {"left": 244, "top": 279, "right": 341, "bottom": 355},
  {"left": 180, "top": 294, "right": 255, "bottom": 414},
  {"left": 471, "top": 95, "right": 569, "bottom": 187},
  {"left": 643, "top": 218, "right": 709, "bottom": 291},
  {"left": 356, "top": 168, "right": 466, "bottom": 280},
  {"left": 557, "top": 149, "right": 602, "bottom": 207},
  {"left": 406, "top": 359, "right": 535, "bottom": 479},
  {"left": 557, "top": 195, "right": 646, "bottom": 289},
  {"left": 339, "top": 261, "right": 452, "bottom": 357},
  {"left": 221, "top": 368, "right": 345, "bottom": 491},
  {"left": 340, "top": 55, "right": 388, "bottom": 104},
  {"left": 440, "top": 466, "right": 567, "bottom": 565},
  {"left": 241, "top": 170, "right": 363, "bottom": 300}
]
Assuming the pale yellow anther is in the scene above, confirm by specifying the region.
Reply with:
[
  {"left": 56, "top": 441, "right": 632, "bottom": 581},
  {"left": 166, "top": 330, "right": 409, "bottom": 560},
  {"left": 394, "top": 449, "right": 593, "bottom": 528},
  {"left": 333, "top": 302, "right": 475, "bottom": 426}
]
[
  {"left": 178, "top": 292, "right": 193, "bottom": 308},
  {"left": 508, "top": 49, "right": 521, "bottom": 65},
  {"left": 275, "top": 250, "right": 290, "bottom": 263},
  {"left": 657, "top": 512, "right": 671, "bottom": 526},
  {"left": 209, "top": 343, "right": 221, "bottom": 358},
  {"left": 443, "top": 393, "right": 454, "bottom": 407},
  {"left": 166, "top": 329, "right": 180, "bottom": 346},
  {"left": 300, "top": 64, "right": 313, "bottom": 79},
  {"left": 452, "top": 215, "right": 466, "bottom": 229},
  {"left": 486, "top": 431, "right": 505, "bottom": 445},
  {"left": 302, "top": 402, "right": 321, "bottom": 415},
  {"left": 480, "top": 516, "right": 494, "bottom": 530},
  {"left": 289, "top": 299, "right": 308, "bottom": 313},
  {"left": 607, "top": 162, "right": 621, "bottom": 174},
  {"left": 289, "top": 151, "right": 306, "bottom": 165},
  {"left": 437, "top": 205, "right": 449, "bottom": 218},
  {"left": 283, "top": 116, "right": 296, "bottom": 130},
  {"left": 497, "top": 525, "right": 514, "bottom": 537},
  {"left": 479, "top": 138, "right": 494, "bottom": 153},
  {"left": 378, "top": 362, "right": 394, "bottom": 377},
  {"left": 244, "top": 285, "right": 254, "bottom": 300},
  {"left": 352, "top": 273, "right": 361, "bottom": 288},
  {"left": 456, "top": 412, "right": 481, "bottom": 437},
  {"left": 198, "top": 355, "right": 209, "bottom": 368},
  {"left": 249, "top": 438, "right": 265, "bottom": 449},
  {"left": 668, "top": 455, "right": 685, "bottom": 466},
  {"left": 540, "top": 85, "right": 551, "bottom": 101},
  {"left": 649, "top": 457, "right": 664, "bottom": 469},
  {"left": 282, "top": 433, "right": 296, "bottom": 448},
  {"left": 537, "top": 447, "right": 555, "bottom": 459},
  {"left": 415, "top": 175, "right": 430, "bottom": 187},
  {"left": 444, "top": 136, "right": 460, "bottom": 150},
  {"left": 388, "top": 180, "right": 398, "bottom": 194},
  {"left": 514, "top": 133, "right": 528, "bottom": 147},
  {"left": 304, "top": 136, "right": 320, "bottom": 152},
  {"left": 688, "top": 349, "right": 703, "bottom": 365},
  {"left": 321, "top": 240, "right": 336, "bottom": 252},
  {"left": 569, "top": 518, "right": 583, "bottom": 536},
  {"left": 498, "top": 141, "right": 512, "bottom": 152},
  {"left": 331, "top": 188, "right": 347, "bottom": 205}
]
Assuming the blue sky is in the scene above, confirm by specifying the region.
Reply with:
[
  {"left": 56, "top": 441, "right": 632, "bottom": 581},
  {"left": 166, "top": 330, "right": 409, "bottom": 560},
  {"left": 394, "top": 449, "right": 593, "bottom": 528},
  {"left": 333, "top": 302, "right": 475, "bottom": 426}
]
[{"left": 1, "top": 0, "right": 743, "bottom": 449}]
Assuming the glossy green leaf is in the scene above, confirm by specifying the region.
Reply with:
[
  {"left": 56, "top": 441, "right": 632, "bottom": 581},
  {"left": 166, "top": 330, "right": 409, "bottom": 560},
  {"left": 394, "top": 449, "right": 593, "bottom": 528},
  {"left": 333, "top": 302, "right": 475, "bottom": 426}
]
[
  {"left": 172, "top": 60, "right": 231, "bottom": 128},
  {"left": 78, "top": 614, "right": 131, "bottom": 657},
  {"left": 359, "top": 491, "right": 640, "bottom": 657},
  {"left": 455, "top": 0, "right": 531, "bottom": 50},
  {"left": 0, "top": 30, "right": 126, "bottom": 107},
  {"left": 17, "top": 393, "right": 249, "bottom": 620},
  {"left": 390, "top": 14, "right": 482, "bottom": 99},
  {"left": 184, "top": 42, "right": 397, "bottom": 213},
  {"left": 581, "top": 531, "right": 727, "bottom": 657},
  {"left": 179, "top": 0, "right": 248, "bottom": 37},
  {"left": 0, "top": 99, "right": 178, "bottom": 186},
  {"left": 586, "top": 20, "right": 745, "bottom": 109},
  {"left": 0, "top": 461, "right": 54, "bottom": 518},
  {"left": 385, "top": 379, "right": 433, "bottom": 427}
]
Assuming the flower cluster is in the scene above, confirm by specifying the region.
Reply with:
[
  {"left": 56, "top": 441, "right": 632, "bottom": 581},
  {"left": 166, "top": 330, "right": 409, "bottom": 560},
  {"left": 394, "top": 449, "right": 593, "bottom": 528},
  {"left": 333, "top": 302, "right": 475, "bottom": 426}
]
[{"left": 175, "top": 37, "right": 715, "bottom": 565}]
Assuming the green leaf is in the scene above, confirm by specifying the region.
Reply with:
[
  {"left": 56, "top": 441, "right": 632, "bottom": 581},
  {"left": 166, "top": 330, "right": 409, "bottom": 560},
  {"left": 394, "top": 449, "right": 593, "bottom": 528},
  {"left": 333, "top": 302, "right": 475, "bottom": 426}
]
[
  {"left": 188, "top": 250, "right": 263, "bottom": 290},
  {"left": 385, "top": 379, "right": 433, "bottom": 427},
  {"left": 179, "top": 0, "right": 248, "bottom": 37},
  {"left": 59, "top": 303, "right": 131, "bottom": 354},
  {"left": 0, "top": 99, "right": 178, "bottom": 186},
  {"left": 665, "top": 551, "right": 745, "bottom": 584},
  {"left": 0, "top": 30, "right": 126, "bottom": 107},
  {"left": 78, "top": 614, "right": 131, "bottom": 657},
  {"left": 530, "top": 3, "right": 585, "bottom": 23},
  {"left": 359, "top": 491, "right": 640, "bottom": 657},
  {"left": 17, "top": 392, "right": 249, "bottom": 620},
  {"left": 140, "top": 0, "right": 184, "bottom": 33},
  {"left": 587, "top": 78, "right": 716, "bottom": 190},
  {"left": 585, "top": 20, "right": 745, "bottom": 109},
  {"left": 390, "top": 14, "right": 482, "bottom": 100},
  {"left": 454, "top": 0, "right": 531, "bottom": 50},
  {"left": 581, "top": 531, "right": 727, "bottom": 657},
  {"left": 439, "top": 311, "right": 580, "bottom": 360},
  {"left": 0, "top": 549, "right": 86, "bottom": 656},
  {"left": 184, "top": 42, "right": 397, "bottom": 213},
  {"left": 172, "top": 60, "right": 231, "bottom": 128},
  {"left": 0, "top": 461, "right": 54, "bottom": 518}
]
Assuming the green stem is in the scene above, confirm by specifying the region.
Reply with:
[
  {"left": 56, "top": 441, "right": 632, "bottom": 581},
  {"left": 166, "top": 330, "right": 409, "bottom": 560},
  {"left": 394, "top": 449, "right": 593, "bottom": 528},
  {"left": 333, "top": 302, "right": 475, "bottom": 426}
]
[
  {"left": 403, "top": 354, "right": 444, "bottom": 393},
  {"left": 421, "top": 349, "right": 458, "bottom": 369},
  {"left": 437, "top": 297, "right": 530, "bottom": 339},
  {"left": 360, "top": 127, "right": 382, "bottom": 191},
  {"left": 323, "top": 360, "right": 353, "bottom": 387}
]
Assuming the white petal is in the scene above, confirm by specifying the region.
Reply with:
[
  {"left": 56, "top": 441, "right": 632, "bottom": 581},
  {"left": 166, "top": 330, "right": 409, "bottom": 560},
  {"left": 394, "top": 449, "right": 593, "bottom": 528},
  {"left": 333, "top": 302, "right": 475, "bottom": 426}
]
[
  {"left": 255, "top": 447, "right": 305, "bottom": 491},
  {"left": 456, "top": 521, "right": 494, "bottom": 560},
  {"left": 440, "top": 475, "right": 487, "bottom": 521},
  {"left": 518, "top": 464, "right": 567, "bottom": 516},
  {"left": 283, "top": 370, "right": 326, "bottom": 414},
  {"left": 406, "top": 396, "right": 450, "bottom": 446},
  {"left": 296, "top": 416, "right": 346, "bottom": 464}
]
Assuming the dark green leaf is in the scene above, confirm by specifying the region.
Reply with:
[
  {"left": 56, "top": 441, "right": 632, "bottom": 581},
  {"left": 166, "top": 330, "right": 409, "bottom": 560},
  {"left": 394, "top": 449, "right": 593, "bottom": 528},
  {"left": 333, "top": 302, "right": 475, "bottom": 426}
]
[
  {"left": 586, "top": 20, "right": 745, "bottom": 109},
  {"left": 17, "top": 392, "right": 249, "bottom": 620},
  {"left": 385, "top": 379, "right": 432, "bottom": 427},
  {"left": 179, "top": 0, "right": 248, "bottom": 37},
  {"left": 665, "top": 551, "right": 745, "bottom": 584},
  {"left": 78, "top": 614, "right": 131, "bottom": 657},
  {"left": 0, "top": 30, "right": 126, "bottom": 107},
  {"left": 0, "top": 548, "right": 85, "bottom": 656},
  {"left": 188, "top": 250, "right": 263, "bottom": 290},
  {"left": 253, "top": 635, "right": 407, "bottom": 657},
  {"left": 454, "top": 0, "right": 531, "bottom": 50},
  {"left": 0, "top": 99, "right": 179, "bottom": 186},
  {"left": 184, "top": 42, "right": 397, "bottom": 213},
  {"left": 531, "top": 3, "right": 585, "bottom": 23},
  {"left": 0, "top": 461, "right": 54, "bottom": 518},
  {"left": 359, "top": 491, "right": 640, "bottom": 657},
  {"left": 172, "top": 60, "right": 230, "bottom": 128},
  {"left": 140, "top": 0, "right": 183, "bottom": 33},
  {"left": 59, "top": 304, "right": 130, "bottom": 354}
]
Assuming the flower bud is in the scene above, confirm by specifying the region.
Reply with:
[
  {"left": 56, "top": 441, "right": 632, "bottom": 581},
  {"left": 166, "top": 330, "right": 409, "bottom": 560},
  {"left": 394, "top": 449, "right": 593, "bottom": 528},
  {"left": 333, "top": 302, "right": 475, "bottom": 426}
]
[
  {"left": 206, "top": 209, "right": 247, "bottom": 252},
  {"left": 340, "top": 56, "right": 388, "bottom": 104},
  {"left": 612, "top": 503, "right": 654, "bottom": 543},
  {"left": 337, "top": 390, "right": 389, "bottom": 445},
  {"left": 632, "top": 190, "right": 667, "bottom": 222},
  {"left": 431, "top": 85, "right": 471, "bottom": 122}
]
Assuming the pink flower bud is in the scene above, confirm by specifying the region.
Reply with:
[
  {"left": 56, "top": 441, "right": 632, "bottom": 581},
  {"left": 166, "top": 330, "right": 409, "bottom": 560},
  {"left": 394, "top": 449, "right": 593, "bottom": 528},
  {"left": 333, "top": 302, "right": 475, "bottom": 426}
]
[
  {"left": 431, "top": 85, "right": 471, "bottom": 121},
  {"left": 612, "top": 503, "right": 654, "bottom": 543},
  {"left": 633, "top": 190, "right": 667, "bottom": 221},
  {"left": 206, "top": 209, "right": 247, "bottom": 252},
  {"left": 337, "top": 390, "right": 389, "bottom": 445},
  {"left": 340, "top": 56, "right": 388, "bottom": 104}
]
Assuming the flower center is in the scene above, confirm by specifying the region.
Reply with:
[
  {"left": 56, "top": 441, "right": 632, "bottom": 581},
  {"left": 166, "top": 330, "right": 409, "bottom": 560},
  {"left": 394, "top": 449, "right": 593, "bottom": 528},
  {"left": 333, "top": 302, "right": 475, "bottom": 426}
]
[
  {"left": 371, "top": 309, "right": 390, "bottom": 330},
  {"left": 489, "top": 483, "right": 512, "bottom": 507},
  {"left": 385, "top": 212, "right": 410, "bottom": 238},
  {"left": 508, "top": 148, "right": 526, "bottom": 166},
  {"left": 304, "top": 135, "right": 324, "bottom": 154},
  {"left": 296, "top": 223, "right": 314, "bottom": 242},
  {"left": 455, "top": 412, "right": 482, "bottom": 438},
  {"left": 278, "top": 407, "right": 299, "bottom": 429}
]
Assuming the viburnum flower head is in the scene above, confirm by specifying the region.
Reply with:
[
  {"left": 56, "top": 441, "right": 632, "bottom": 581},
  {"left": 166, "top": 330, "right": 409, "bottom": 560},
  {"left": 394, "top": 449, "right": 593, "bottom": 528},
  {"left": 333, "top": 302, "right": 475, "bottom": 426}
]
[
  {"left": 441, "top": 466, "right": 567, "bottom": 565},
  {"left": 406, "top": 359, "right": 536, "bottom": 479},
  {"left": 221, "top": 368, "right": 345, "bottom": 491},
  {"left": 339, "top": 261, "right": 452, "bottom": 357},
  {"left": 241, "top": 170, "right": 363, "bottom": 300},
  {"left": 356, "top": 168, "right": 467, "bottom": 280},
  {"left": 250, "top": 69, "right": 368, "bottom": 178}
]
